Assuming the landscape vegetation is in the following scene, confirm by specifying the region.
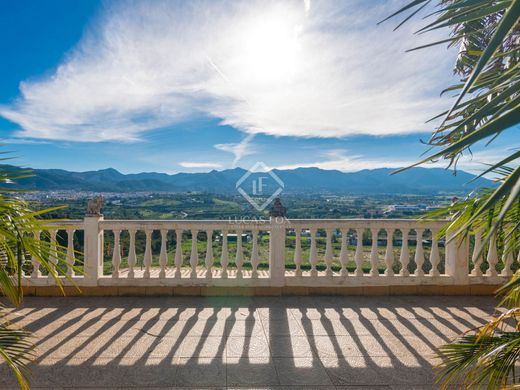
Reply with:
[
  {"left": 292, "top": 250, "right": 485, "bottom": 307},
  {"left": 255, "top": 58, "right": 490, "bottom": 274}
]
[{"left": 0, "top": 0, "right": 518, "bottom": 389}]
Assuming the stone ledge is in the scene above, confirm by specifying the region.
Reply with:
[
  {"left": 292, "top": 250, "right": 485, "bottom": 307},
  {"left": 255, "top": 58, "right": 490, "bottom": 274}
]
[
  {"left": 12, "top": 284, "right": 506, "bottom": 297},
  {"left": 470, "top": 284, "right": 500, "bottom": 296}
]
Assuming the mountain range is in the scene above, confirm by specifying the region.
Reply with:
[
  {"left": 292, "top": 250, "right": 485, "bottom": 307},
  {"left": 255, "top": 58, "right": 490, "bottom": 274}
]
[{"left": 10, "top": 166, "right": 494, "bottom": 195}]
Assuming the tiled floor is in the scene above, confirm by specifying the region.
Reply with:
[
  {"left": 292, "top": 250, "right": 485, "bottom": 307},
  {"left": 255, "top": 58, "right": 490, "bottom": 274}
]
[{"left": 0, "top": 295, "right": 497, "bottom": 389}]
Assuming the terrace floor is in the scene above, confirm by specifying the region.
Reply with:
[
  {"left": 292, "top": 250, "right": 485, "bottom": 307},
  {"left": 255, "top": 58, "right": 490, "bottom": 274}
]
[{"left": 1, "top": 295, "right": 497, "bottom": 389}]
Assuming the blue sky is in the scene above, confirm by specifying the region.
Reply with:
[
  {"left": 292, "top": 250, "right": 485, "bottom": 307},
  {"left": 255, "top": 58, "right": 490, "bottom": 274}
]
[{"left": 0, "top": 0, "right": 516, "bottom": 174}]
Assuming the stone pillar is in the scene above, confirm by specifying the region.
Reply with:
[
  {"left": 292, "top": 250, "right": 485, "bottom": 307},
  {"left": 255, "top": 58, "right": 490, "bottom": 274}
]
[
  {"left": 83, "top": 216, "right": 104, "bottom": 286},
  {"left": 445, "top": 229, "right": 469, "bottom": 284},
  {"left": 269, "top": 218, "right": 287, "bottom": 287}
]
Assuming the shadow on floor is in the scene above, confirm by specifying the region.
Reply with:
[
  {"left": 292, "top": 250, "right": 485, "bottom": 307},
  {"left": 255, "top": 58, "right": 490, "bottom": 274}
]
[{"left": 1, "top": 295, "right": 497, "bottom": 389}]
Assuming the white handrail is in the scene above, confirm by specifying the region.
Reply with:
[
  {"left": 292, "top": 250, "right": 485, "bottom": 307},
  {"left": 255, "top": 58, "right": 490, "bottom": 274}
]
[{"left": 23, "top": 216, "right": 508, "bottom": 289}]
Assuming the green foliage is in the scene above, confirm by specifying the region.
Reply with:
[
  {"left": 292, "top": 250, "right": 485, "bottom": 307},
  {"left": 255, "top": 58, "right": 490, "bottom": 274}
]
[
  {"left": 0, "top": 158, "right": 74, "bottom": 389},
  {"left": 384, "top": 0, "right": 520, "bottom": 388},
  {"left": 436, "top": 273, "right": 520, "bottom": 389},
  {"left": 0, "top": 310, "right": 34, "bottom": 390},
  {"left": 384, "top": 0, "right": 519, "bottom": 246}
]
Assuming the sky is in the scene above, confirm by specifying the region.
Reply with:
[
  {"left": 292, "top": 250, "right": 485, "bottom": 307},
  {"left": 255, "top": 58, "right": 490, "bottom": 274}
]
[{"left": 0, "top": 0, "right": 516, "bottom": 174}]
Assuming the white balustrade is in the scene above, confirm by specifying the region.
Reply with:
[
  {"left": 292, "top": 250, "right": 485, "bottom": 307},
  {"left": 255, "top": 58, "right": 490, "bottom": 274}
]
[
  {"left": 22, "top": 218, "right": 510, "bottom": 290},
  {"left": 251, "top": 229, "right": 259, "bottom": 278},
  {"left": 294, "top": 229, "right": 302, "bottom": 277},
  {"left": 354, "top": 228, "right": 364, "bottom": 276},
  {"left": 221, "top": 230, "right": 229, "bottom": 279},
  {"left": 190, "top": 229, "right": 198, "bottom": 278},
  {"left": 309, "top": 228, "right": 318, "bottom": 277},
  {"left": 174, "top": 229, "right": 183, "bottom": 278},
  {"left": 399, "top": 229, "right": 410, "bottom": 277},
  {"left": 49, "top": 229, "right": 58, "bottom": 269},
  {"left": 501, "top": 239, "right": 514, "bottom": 277},
  {"left": 66, "top": 228, "right": 76, "bottom": 277},
  {"left": 25, "top": 220, "right": 83, "bottom": 282},
  {"left": 370, "top": 228, "right": 379, "bottom": 277},
  {"left": 486, "top": 233, "right": 498, "bottom": 277},
  {"left": 236, "top": 229, "right": 244, "bottom": 279},
  {"left": 324, "top": 228, "right": 334, "bottom": 277},
  {"left": 471, "top": 230, "right": 483, "bottom": 276},
  {"left": 159, "top": 229, "right": 168, "bottom": 278},
  {"left": 430, "top": 229, "right": 440, "bottom": 277},
  {"left": 143, "top": 229, "right": 152, "bottom": 278},
  {"left": 205, "top": 229, "right": 214, "bottom": 279},
  {"left": 384, "top": 228, "right": 394, "bottom": 277},
  {"left": 339, "top": 228, "right": 348, "bottom": 277},
  {"left": 414, "top": 229, "right": 425, "bottom": 277},
  {"left": 31, "top": 230, "right": 41, "bottom": 278},
  {"left": 128, "top": 229, "right": 137, "bottom": 279},
  {"left": 111, "top": 229, "right": 121, "bottom": 278}
]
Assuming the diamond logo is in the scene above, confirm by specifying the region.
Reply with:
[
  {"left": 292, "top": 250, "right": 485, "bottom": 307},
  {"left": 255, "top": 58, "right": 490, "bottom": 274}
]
[{"left": 236, "top": 162, "right": 284, "bottom": 211}]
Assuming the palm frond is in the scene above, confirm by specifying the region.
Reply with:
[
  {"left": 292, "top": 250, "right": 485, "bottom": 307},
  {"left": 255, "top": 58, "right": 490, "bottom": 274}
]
[
  {"left": 0, "top": 317, "right": 34, "bottom": 390},
  {"left": 436, "top": 333, "right": 520, "bottom": 389},
  {"left": 383, "top": 2, "right": 520, "bottom": 387},
  {"left": 0, "top": 150, "right": 82, "bottom": 389}
]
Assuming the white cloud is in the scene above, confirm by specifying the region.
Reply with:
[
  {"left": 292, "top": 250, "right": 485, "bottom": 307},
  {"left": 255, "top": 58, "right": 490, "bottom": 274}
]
[
  {"left": 1, "top": 0, "right": 455, "bottom": 142},
  {"left": 178, "top": 161, "right": 222, "bottom": 169},
  {"left": 214, "top": 134, "right": 256, "bottom": 166},
  {"left": 0, "top": 138, "right": 49, "bottom": 145},
  {"left": 276, "top": 149, "right": 412, "bottom": 171},
  {"left": 274, "top": 147, "right": 515, "bottom": 175}
]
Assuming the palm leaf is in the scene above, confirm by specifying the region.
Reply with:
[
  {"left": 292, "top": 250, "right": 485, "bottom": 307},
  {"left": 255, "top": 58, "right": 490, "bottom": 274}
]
[
  {"left": 439, "top": 0, "right": 519, "bottom": 123},
  {"left": 0, "top": 150, "right": 83, "bottom": 388},
  {"left": 0, "top": 317, "right": 34, "bottom": 390},
  {"left": 383, "top": 2, "right": 520, "bottom": 387}
]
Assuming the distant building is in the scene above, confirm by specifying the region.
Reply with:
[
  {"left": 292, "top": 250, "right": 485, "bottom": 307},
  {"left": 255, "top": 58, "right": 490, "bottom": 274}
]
[
  {"left": 385, "top": 203, "right": 442, "bottom": 214},
  {"left": 385, "top": 204, "right": 423, "bottom": 213},
  {"left": 218, "top": 233, "right": 249, "bottom": 242}
]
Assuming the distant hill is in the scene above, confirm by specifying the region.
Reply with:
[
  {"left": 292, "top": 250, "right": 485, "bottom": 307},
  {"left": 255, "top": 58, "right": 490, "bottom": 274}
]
[{"left": 7, "top": 166, "right": 494, "bottom": 195}]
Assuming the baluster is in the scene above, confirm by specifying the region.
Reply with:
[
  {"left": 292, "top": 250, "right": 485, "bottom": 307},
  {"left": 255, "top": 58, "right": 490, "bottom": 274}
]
[
  {"left": 294, "top": 229, "right": 302, "bottom": 277},
  {"left": 65, "top": 228, "right": 75, "bottom": 277},
  {"left": 144, "top": 229, "right": 152, "bottom": 278},
  {"left": 325, "top": 228, "right": 334, "bottom": 277},
  {"left": 384, "top": 228, "right": 394, "bottom": 277},
  {"left": 190, "top": 230, "right": 198, "bottom": 278},
  {"left": 128, "top": 229, "right": 136, "bottom": 278},
  {"left": 31, "top": 230, "right": 41, "bottom": 278},
  {"left": 205, "top": 229, "right": 214, "bottom": 279},
  {"left": 49, "top": 229, "right": 58, "bottom": 272},
  {"left": 339, "top": 228, "right": 348, "bottom": 277},
  {"left": 370, "top": 228, "right": 379, "bottom": 277},
  {"left": 221, "top": 230, "right": 229, "bottom": 278},
  {"left": 354, "top": 228, "right": 364, "bottom": 276},
  {"left": 111, "top": 229, "right": 121, "bottom": 278},
  {"left": 501, "top": 239, "right": 514, "bottom": 277},
  {"left": 414, "top": 229, "right": 425, "bottom": 277},
  {"left": 174, "top": 229, "right": 183, "bottom": 278},
  {"left": 399, "top": 229, "right": 410, "bottom": 276},
  {"left": 429, "top": 229, "right": 440, "bottom": 277},
  {"left": 159, "top": 229, "right": 168, "bottom": 278},
  {"left": 471, "top": 230, "right": 483, "bottom": 276},
  {"left": 486, "top": 233, "right": 498, "bottom": 276},
  {"left": 235, "top": 229, "right": 244, "bottom": 278},
  {"left": 251, "top": 230, "right": 259, "bottom": 278},
  {"left": 309, "top": 228, "right": 318, "bottom": 277}
]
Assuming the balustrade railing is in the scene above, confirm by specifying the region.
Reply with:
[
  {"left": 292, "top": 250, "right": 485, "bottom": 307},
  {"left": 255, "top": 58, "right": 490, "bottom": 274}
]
[{"left": 23, "top": 216, "right": 514, "bottom": 289}]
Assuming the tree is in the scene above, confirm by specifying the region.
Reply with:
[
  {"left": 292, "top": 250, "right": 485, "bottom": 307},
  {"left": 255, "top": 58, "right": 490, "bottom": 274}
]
[
  {"left": 0, "top": 161, "right": 71, "bottom": 389},
  {"left": 384, "top": 0, "right": 519, "bottom": 388}
]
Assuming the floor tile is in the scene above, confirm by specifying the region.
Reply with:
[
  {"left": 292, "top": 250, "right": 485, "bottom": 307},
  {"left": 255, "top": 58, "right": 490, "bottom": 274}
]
[{"left": 273, "top": 357, "right": 333, "bottom": 386}]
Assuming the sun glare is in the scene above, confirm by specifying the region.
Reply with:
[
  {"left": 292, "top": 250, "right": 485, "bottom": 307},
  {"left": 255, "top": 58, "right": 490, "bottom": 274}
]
[{"left": 237, "top": 14, "right": 302, "bottom": 84}]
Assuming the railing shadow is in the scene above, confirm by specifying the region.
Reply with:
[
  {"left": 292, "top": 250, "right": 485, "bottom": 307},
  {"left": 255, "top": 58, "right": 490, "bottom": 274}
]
[{"left": 0, "top": 295, "right": 496, "bottom": 388}]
